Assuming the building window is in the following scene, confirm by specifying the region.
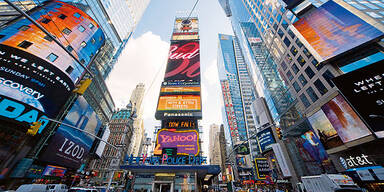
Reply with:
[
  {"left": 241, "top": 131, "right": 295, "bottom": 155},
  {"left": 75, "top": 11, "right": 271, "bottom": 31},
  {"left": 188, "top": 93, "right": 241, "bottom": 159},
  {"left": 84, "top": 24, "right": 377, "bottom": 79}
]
[
  {"left": 78, "top": 25, "right": 85, "bottom": 32},
  {"left": 298, "top": 55, "right": 306, "bottom": 66},
  {"left": 283, "top": 37, "right": 291, "bottom": 47},
  {"left": 88, "top": 23, "right": 95, "bottom": 29},
  {"left": 17, "top": 40, "right": 33, "bottom": 49},
  {"left": 80, "top": 59, "right": 85, "bottom": 64},
  {"left": 62, "top": 28, "right": 72, "bottom": 35},
  {"left": 305, "top": 67, "right": 315, "bottom": 79},
  {"left": 314, "top": 79, "right": 328, "bottom": 95},
  {"left": 18, "top": 25, "right": 30, "bottom": 31},
  {"left": 322, "top": 70, "right": 335, "bottom": 87},
  {"left": 278, "top": 29, "right": 284, "bottom": 38},
  {"left": 65, "top": 66, "right": 74, "bottom": 74},
  {"left": 46, "top": 53, "right": 58, "bottom": 62},
  {"left": 306, "top": 87, "right": 319, "bottom": 102},
  {"left": 73, "top": 12, "right": 81, "bottom": 18},
  {"left": 293, "top": 81, "right": 301, "bottom": 93},
  {"left": 291, "top": 63, "right": 299, "bottom": 74},
  {"left": 300, "top": 94, "right": 311, "bottom": 108},
  {"left": 80, "top": 41, "right": 87, "bottom": 47},
  {"left": 290, "top": 46, "right": 298, "bottom": 56},
  {"left": 298, "top": 74, "right": 307, "bottom": 86},
  {"left": 296, "top": 38, "right": 303, "bottom": 48},
  {"left": 91, "top": 38, "right": 96, "bottom": 44},
  {"left": 0, "top": 34, "right": 4, "bottom": 39},
  {"left": 41, "top": 18, "right": 51, "bottom": 24},
  {"left": 66, "top": 45, "right": 73, "bottom": 52},
  {"left": 287, "top": 70, "right": 293, "bottom": 81},
  {"left": 281, "top": 60, "right": 287, "bottom": 71},
  {"left": 58, "top": 14, "right": 67, "bottom": 20}
]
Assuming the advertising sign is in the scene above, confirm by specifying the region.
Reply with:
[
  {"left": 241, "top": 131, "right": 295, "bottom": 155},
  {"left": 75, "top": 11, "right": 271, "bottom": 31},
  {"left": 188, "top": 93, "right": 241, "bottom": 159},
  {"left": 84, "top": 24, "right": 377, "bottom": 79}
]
[
  {"left": 271, "top": 143, "right": 292, "bottom": 177},
  {"left": 164, "top": 40, "right": 200, "bottom": 82},
  {"left": 292, "top": 0, "right": 384, "bottom": 62},
  {"left": 40, "top": 96, "right": 102, "bottom": 169},
  {"left": 42, "top": 165, "right": 66, "bottom": 177},
  {"left": 321, "top": 95, "right": 371, "bottom": 143},
  {"left": 172, "top": 18, "right": 199, "bottom": 40},
  {"left": 161, "top": 119, "right": 197, "bottom": 129},
  {"left": 301, "top": 130, "right": 328, "bottom": 164},
  {"left": 257, "top": 128, "right": 276, "bottom": 153},
  {"left": 308, "top": 110, "right": 343, "bottom": 149},
  {"left": 160, "top": 86, "right": 200, "bottom": 94},
  {"left": 255, "top": 158, "right": 270, "bottom": 179},
  {"left": 156, "top": 129, "right": 199, "bottom": 156},
  {"left": 0, "top": 44, "right": 74, "bottom": 121},
  {"left": 332, "top": 61, "right": 384, "bottom": 138},
  {"left": 156, "top": 95, "right": 202, "bottom": 119},
  {"left": 235, "top": 144, "right": 250, "bottom": 155}
]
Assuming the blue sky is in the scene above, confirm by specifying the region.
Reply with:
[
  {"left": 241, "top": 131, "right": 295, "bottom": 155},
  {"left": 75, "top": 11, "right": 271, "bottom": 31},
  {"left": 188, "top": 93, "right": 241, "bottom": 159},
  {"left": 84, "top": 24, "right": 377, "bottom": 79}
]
[{"left": 107, "top": 0, "right": 233, "bottom": 155}]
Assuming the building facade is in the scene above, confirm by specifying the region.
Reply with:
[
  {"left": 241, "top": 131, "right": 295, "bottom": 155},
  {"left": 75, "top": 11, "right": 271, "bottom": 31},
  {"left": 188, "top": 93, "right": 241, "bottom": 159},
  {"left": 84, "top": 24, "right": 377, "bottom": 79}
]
[{"left": 127, "top": 83, "right": 145, "bottom": 157}]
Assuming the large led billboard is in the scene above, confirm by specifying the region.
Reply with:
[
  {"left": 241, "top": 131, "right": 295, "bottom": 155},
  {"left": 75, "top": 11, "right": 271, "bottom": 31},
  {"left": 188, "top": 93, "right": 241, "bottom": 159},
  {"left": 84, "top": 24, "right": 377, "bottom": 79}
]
[
  {"left": 332, "top": 61, "right": 384, "bottom": 138},
  {"left": 164, "top": 40, "right": 200, "bottom": 83},
  {"left": 308, "top": 110, "right": 343, "bottom": 150},
  {"left": 254, "top": 158, "right": 269, "bottom": 180},
  {"left": 321, "top": 95, "right": 371, "bottom": 143},
  {"left": 156, "top": 129, "right": 200, "bottom": 156},
  {"left": 257, "top": 127, "right": 276, "bottom": 153},
  {"left": 155, "top": 95, "right": 202, "bottom": 119},
  {"left": 40, "top": 96, "right": 102, "bottom": 169},
  {"left": 160, "top": 86, "right": 200, "bottom": 95},
  {"left": 172, "top": 18, "right": 199, "bottom": 40},
  {"left": 0, "top": 1, "right": 104, "bottom": 128},
  {"left": 292, "top": 0, "right": 384, "bottom": 62}
]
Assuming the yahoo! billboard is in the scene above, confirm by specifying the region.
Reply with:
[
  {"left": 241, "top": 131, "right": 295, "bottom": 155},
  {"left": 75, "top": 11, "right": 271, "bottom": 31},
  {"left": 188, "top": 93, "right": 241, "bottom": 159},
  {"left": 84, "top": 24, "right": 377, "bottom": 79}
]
[
  {"left": 156, "top": 129, "right": 199, "bottom": 156},
  {"left": 164, "top": 40, "right": 200, "bottom": 83}
]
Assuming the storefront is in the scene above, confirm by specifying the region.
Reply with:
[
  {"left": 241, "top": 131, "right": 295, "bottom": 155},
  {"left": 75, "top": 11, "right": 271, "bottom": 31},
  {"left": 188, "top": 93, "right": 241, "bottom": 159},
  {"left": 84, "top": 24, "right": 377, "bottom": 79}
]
[
  {"left": 120, "top": 165, "right": 220, "bottom": 192},
  {"left": 329, "top": 140, "right": 384, "bottom": 192}
]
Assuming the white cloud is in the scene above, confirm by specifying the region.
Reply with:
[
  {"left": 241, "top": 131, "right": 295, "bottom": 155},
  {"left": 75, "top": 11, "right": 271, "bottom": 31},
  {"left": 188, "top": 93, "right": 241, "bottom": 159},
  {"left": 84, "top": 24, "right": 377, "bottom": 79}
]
[{"left": 106, "top": 32, "right": 169, "bottom": 137}]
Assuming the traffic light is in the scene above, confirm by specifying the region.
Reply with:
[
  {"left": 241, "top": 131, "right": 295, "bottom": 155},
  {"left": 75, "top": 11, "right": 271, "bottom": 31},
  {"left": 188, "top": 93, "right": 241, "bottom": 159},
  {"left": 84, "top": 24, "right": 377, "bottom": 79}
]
[
  {"left": 275, "top": 127, "right": 282, "bottom": 140},
  {"left": 27, "top": 121, "right": 42, "bottom": 136},
  {"left": 73, "top": 78, "right": 92, "bottom": 95}
]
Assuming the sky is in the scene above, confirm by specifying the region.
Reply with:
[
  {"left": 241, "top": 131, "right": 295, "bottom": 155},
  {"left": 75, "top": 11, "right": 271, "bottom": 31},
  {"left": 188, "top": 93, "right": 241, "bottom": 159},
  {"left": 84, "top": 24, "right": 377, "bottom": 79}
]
[{"left": 106, "top": 0, "right": 233, "bottom": 155}]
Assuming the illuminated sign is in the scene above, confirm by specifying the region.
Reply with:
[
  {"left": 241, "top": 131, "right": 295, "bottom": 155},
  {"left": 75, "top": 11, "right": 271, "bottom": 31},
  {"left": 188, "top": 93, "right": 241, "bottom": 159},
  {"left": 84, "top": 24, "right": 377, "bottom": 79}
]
[
  {"left": 156, "top": 129, "right": 200, "bottom": 156},
  {"left": 234, "top": 144, "right": 250, "bottom": 155},
  {"left": 292, "top": 0, "right": 384, "bottom": 62},
  {"left": 42, "top": 165, "right": 66, "bottom": 178},
  {"left": 125, "top": 154, "right": 207, "bottom": 165},
  {"left": 160, "top": 86, "right": 200, "bottom": 94},
  {"left": 40, "top": 96, "right": 102, "bottom": 169},
  {"left": 321, "top": 95, "right": 371, "bottom": 143},
  {"left": 173, "top": 18, "right": 199, "bottom": 35},
  {"left": 157, "top": 95, "right": 201, "bottom": 111},
  {"left": 332, "top": 61, "right": 384, "bottom": 138},
  {"left": 255, "top": 158, "right": 270, "bottom": 180},
  {"left": 161, "top": 120, "right": 197, "bottom": 129},
  {"left": 164, "top": 40, "right": 200, "bottom": 82},
  {"left": 339, "top": 154, "right": 374, "bottom": 169},
  {"left": 257, "top": 128, "right": 276, "bottom": 153}
]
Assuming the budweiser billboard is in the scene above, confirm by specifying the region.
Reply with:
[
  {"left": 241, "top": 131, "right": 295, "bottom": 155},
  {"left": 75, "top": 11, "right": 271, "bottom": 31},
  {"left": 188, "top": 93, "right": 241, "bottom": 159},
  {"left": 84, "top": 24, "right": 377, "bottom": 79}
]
[{"left": 164, "top": 40, "right": 200, "bottom": 83}]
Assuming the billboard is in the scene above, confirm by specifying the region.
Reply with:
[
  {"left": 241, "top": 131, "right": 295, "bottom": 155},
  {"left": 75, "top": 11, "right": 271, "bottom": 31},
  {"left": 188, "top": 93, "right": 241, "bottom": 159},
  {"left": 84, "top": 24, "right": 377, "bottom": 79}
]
[
  {"left": 164, "top": 40, "right": 200, "bottom": 82},
  {"left": 42, "top": 165, "right": 66, "bottom": 177},
  {"left": 321, "top": 95, "right": 371, "bottom": 143},
  {"left": 160, "top": 86, "right": 200, "bottom": 94},
  {"left": 308, "top": 110, "right": 343, "bottom": 150},
  {"left": 332, "top": 61, "right": 384, "bottom": 138},
  {"left": 0, "top": 1, "right": 104, "bottom": 128},
  {"left": 255, "top": 158, "right": 270, "bottom": 179},
  {"left": 172, "top": 17, "right": 199, "bottom": 40},
  {"left": 301, "top": 130, "right": 328, "bottom": 164},
  {"left": 0, "top": 44, "right": 72, "bottom": 127},
  {"left": 257, "top": 127, "right": 276, "bottom": 153},
  {"left": 156, "top": 129, "right": 200, "bottom": 156},
  {"left": 155, "top": 95, "right": 202, "bottom": 119},
  {"left": 161, "top": 119, "right": 197, "bottom": 129},
  {"left": 292, "top": 0, "right": 384, "bottom": 62},
  {"left": 271, "top": 143, "right": 292, "bottom": 177},
  {"left": 40, "top": 96, "right": 102, "bottom": 169},
  {"left": 234, "top": 144, "right": 250, "bottom": 155}
]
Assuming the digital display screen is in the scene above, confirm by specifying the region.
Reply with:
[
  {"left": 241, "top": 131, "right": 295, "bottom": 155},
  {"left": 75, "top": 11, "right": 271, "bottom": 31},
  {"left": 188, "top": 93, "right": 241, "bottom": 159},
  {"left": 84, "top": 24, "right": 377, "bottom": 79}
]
[
  {"left": 257, "top": 128, "right": 276, "bottom": 153},
  {"left": 40, "top": 96, "right": 102, "bottom": 169},
  {"left": 157, "top": 95, "right": 201, "bottom": 111},
  {"left": 161, "top": 119, "right": 197, "bottom": 129},
  {"left": 156, "top": 129, "right": 199, "bottom": 156},
  {"left": 293, "top": 0, "right": 383, "bottom": 62}
]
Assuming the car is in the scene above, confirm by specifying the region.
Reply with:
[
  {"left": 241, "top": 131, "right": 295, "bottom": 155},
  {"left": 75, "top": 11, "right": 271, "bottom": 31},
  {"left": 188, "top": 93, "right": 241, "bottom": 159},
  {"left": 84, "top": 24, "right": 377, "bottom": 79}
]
[
  {"left": 68, "top": 187, "right": 98, "bottom": 192},
  {"left": 48, "top": 184, "right": 68, "bottom": 192},
  {"left": 16, "top": 184, "right": 49, "bottom": 192}
]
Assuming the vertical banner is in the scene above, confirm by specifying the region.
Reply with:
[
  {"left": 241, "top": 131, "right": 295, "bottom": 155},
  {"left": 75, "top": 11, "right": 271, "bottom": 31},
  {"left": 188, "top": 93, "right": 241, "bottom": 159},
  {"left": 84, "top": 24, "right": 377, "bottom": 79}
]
[{"left": 271, "top": 143, "right": 292, "bottom": 177}]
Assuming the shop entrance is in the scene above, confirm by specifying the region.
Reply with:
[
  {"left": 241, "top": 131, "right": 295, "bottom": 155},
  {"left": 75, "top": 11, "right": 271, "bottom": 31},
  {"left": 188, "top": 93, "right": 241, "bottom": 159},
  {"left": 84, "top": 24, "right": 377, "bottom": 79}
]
[{"left": 153, "top": 182, "right": 173, "bottom": 192}]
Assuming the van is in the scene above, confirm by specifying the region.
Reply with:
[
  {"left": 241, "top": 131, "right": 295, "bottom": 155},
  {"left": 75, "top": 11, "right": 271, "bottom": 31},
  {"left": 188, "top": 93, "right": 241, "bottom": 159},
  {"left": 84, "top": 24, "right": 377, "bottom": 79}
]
[
  {"left": 48, "top": 184, "right": 68, "bottom": 192},
  {"left": 16, "top": 184, "right": 48, "bottom": 192}
]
